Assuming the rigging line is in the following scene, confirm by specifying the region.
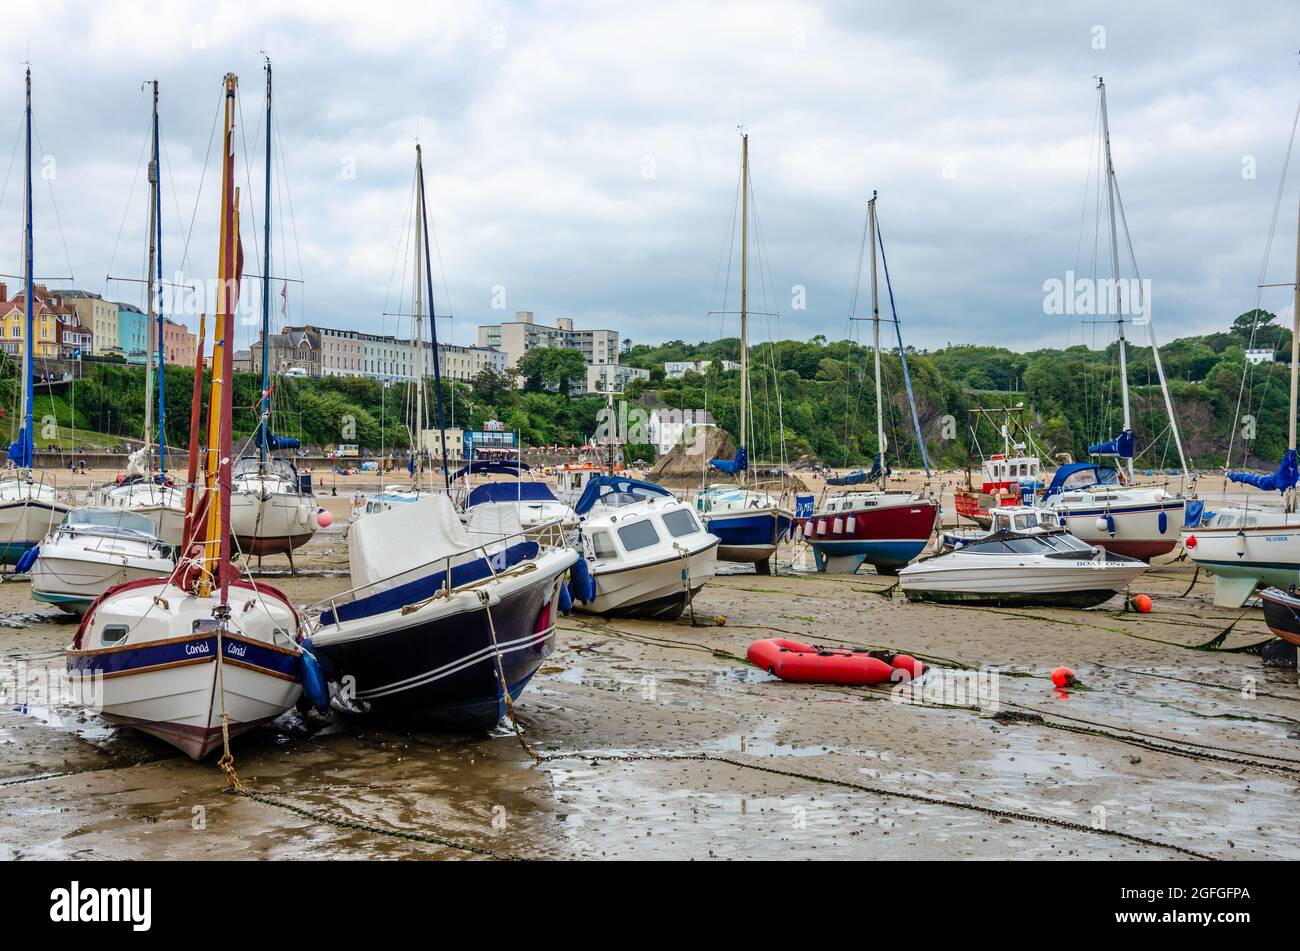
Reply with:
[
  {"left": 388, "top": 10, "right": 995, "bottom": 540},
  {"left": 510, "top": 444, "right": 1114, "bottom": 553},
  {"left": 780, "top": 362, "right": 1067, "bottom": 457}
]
[
  {"left": 175, "top": 86, "right": 224, "bottom": 295},
  {"left": 105, "top": 98, "right": 152, "bottom": 299},
  {"left": 30, "top": 115, "right": 75, "bottom": 284},
  {"left": 416, "top": 146, "right": 456, "bottom": 333},
  {"left": 272, "top": 115, "right": 306, "bottom": 319},
  {"left": 0, "top": 114, "right": 21, "bottom": 227},
  {"left": 1226, "top": 88, "right": 1300, "bottom": 470}
]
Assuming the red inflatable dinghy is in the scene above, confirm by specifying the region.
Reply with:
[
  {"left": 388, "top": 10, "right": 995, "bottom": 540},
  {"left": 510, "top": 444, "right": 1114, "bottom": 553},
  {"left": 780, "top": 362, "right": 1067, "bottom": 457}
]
[{"left": 747, "top": 638, "right": 924, "bottom": 686}]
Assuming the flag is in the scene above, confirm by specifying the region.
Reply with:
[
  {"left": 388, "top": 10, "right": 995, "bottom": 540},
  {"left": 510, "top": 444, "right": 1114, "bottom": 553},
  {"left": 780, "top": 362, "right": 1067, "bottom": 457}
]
[{"left": 281, "top": 281, "right": 288, "bottom": 316}]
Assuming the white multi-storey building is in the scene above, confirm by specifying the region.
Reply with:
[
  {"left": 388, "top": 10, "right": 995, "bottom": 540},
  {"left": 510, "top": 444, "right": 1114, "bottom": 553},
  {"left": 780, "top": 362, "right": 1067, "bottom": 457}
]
[
  {"left": 664, "top": 359, "right": 739, "bottom": 379},
  {"left": 478, "top": 310, "right": 620, "bottom": 370},
  {"left": 646, "top": 407, "right": 715, "bottom": 455},
  {"left": 586, "top": 363, "right": 649, "bottom": 395}
]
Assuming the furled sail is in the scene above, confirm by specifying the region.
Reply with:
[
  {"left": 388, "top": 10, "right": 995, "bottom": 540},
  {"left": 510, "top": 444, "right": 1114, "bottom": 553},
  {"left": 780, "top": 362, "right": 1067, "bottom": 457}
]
[
  {"left": 4, "top": 427, "right": 32, "bottom": 469},
  {"left": 1088, "top": 428, "right": 1135, "bottom": 459},
  {"left": 708, "top": 445, "right": 748, "bottom": 474},
  {"left": 1228, "top": 448, "right": 1298, "bottom": 494}
]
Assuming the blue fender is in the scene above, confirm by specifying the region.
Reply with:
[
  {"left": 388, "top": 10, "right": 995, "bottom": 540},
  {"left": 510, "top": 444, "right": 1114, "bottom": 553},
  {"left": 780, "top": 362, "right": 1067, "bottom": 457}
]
[
  {"left": 558, "top": 581, "right": 573, "bottom": 616},
  {"left": 15, "top": 545, "right": 39, "bottom": 574},
  {"left": 1157, "top": 511, "right": 1168, "bottom": 535},
  {"left": 296, "top": 642, "right": 331, "bottom": 714},
  {"left": 570, "top": 556, "right": 596, "bottom": 604}
]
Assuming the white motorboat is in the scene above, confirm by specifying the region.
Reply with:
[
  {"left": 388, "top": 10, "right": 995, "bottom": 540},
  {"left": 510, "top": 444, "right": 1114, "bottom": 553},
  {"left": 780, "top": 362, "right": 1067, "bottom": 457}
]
[
  {"left": 1182, "top": 496, "right": 1300, "bottom": 607},
  {"left": 899, "top": 529, "right": 1148, "bottom": 608},
  {"left": 65, "top": 73, "right": 312, "bottom": 760},
  {"left": 31, "top": 507, "right": 173, "bottom": 615},
  {"left": 938, "top": 505, "right": 1059, "bottom": 552},
  {"left": 572, "top": 475, "right": 718, "bottom": 619}
]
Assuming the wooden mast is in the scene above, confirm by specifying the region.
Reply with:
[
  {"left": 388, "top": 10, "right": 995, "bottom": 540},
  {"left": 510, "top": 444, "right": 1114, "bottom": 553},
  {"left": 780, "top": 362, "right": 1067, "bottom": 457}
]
[{"left": 199, "top": 74, "right": 240, "bottom": 600}]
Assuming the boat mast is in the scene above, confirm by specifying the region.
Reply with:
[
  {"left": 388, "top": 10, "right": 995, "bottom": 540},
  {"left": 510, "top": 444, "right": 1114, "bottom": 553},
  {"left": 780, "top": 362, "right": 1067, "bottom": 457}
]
[
  {"left": 152, "top": 80, "right": 167, "bottom": 476},
  {"left": 200, "top": 73, "right": 240, "bottom": 602},
  {"left": 416, "top": 143, "right": 450, "bottom": 491},
  {"left": 739, "top": 132, "right": 749, "bottom": 485},
  {"left": 869, "top": 192, "right": 886, "bottom": 488},
  {"left": 258, "top": 59, "right": 273, "bottom": 469},
  {"left": 1098, "top": 78, "right": 1133, "bottom": 482},
  {"left": 1288, "top": 184, "right": 1300, "bottom": 513},
  {"left": 411, "top": 149, "right": 426, "bottom": 488},
  {"left": 144, "top": 80, "right": 159, "bottom": 473},
  {"left": 18, "top": 68, "right": 33, "bottom": 470}
]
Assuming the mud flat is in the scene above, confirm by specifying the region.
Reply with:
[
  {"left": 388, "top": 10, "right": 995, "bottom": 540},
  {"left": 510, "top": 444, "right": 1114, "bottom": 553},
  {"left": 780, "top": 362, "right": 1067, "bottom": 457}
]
[{"left": 1, "top": 529, "right": 1297, "bottom": 860}]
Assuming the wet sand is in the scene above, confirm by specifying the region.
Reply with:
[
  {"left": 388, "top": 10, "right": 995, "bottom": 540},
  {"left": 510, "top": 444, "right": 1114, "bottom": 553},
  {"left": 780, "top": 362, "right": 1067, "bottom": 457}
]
[{"left": 2, "top": 511, "right": 1298, "bottom": 862}]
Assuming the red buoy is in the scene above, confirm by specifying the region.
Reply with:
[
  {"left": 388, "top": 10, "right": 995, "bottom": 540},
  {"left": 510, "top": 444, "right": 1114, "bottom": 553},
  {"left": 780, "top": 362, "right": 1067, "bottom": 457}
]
[
  {"left": 1133, "top": 594, "right": 1152, "bottom": 613},
  {"left": 747, "top": 638, "right": 896, "bottom": 686},
  {"left": 1050, "top": 666, "right": 1075, "bottom": 688},
  {"left": 887, "top": 653, "right": 926, "bottom": 680}
]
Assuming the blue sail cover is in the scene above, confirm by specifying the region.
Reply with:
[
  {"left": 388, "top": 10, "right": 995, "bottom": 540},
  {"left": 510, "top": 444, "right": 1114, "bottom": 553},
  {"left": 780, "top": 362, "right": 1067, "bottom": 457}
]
[
  {"left": 452, "top": 459, "right": 530, "bottom": 481},
  {"left": 866, "top": 454, "right": 892, "bottom": 482},
  {"left": 827, "top": 469, "right": 868, "bottom": 486},
  {"left": 574, "top": 475, "right": 674, "bottom": 516},
  {"left": 254, "top": 423, "right": 300, "bottom": 451},
  {"left": 5, "top": 427, "right": 32, "bottom": 469},
  {"left": 1088, "top": 428, "right": 1135, "bottom": 459},
  {"left": 709, "top": 445, "right": 748, "bottom": 474},
  {"left": 1043, "top": 462, "right": 1121, "bottom": 499},
  {"left": 1228, "top": 448, "right": 1298, "bottom": 494},
  {"left": 467, "top": 481, "right": 558, "bottom": 506}
]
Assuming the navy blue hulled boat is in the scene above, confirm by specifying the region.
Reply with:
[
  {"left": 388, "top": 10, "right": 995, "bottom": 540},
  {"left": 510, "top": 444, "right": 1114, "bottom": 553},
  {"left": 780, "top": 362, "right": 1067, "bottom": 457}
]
[{"left": 307, "top": 495, "right": 577, "bottom": 729}]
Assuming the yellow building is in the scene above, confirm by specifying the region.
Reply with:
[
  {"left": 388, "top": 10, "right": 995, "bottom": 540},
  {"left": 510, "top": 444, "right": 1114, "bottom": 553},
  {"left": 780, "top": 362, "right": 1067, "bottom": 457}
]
[{"left": 0, "top": 284, "right": 82, "bottom": 359}]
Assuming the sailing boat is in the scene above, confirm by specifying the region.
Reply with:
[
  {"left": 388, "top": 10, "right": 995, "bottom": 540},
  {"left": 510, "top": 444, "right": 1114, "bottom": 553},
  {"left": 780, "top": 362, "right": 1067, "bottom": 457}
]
[
  {"left": 66, "top": 73, "right": 309, "bottom": 760},
  {"left": 305, "top": 144, "right": 578, "bottom": 727},
  {"left": 797, "top": 193, "right": 940, "bottom": 575},
  {"left": 91, "top": 80, "right": 186, "bottom": 548},
  {"left": 228, "top": 60, "right": 320, "bottom": 565},
  {"left": 1040, "top": 79, "right": 1187, "bottom": 559},
  {"left": 695, "top": 133, "right": 793, "bottom": 574},
  {"left": 1183, "top": 123, "right": 1300, "bottom": 606},
  {"left": 0, "top": 68, "right": 71, "bottom": 565}
]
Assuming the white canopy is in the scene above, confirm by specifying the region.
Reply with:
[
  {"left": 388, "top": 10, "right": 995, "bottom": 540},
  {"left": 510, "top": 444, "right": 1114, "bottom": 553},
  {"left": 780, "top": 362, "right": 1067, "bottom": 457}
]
[{"left": 347, "top": 494, "right": 472, "bottom": 590}]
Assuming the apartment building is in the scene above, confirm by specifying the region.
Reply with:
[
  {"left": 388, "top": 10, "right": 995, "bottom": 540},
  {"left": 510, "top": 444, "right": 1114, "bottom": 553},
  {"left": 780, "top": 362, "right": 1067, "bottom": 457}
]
[
  {"left": 477, "top": 311, "right": 620, "bottom": 369},
  {"left": 254, "top": 324, "right": 505, "bottom": 384},
  {"left": 0, "top": 283, "right": 91, "bottom": 359},
  {"left": 61, "top": 290, "right": 120, "bottom": 356},
  {"left": 664, "top": 359, "right": 739, "bottom": 379},
  {"left": 585, "top": 363, "right": 649, "bottom": 395}
]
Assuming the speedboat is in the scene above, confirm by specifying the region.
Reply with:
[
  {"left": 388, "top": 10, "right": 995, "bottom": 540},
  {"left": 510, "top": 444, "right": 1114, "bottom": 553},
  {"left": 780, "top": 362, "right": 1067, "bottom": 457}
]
[
  {"left": 30, "top": 507, "right": 173, "bottom": 615},
  {"left": 1040, "top": 463, "right": 1185, "bottom": 559},
  {"left": 695, "top": 482, "right": 792, "bottom": 573},
  {"left": 572, "top": 475, "right": 719, "bottom": 619},
  {"left": 939, "top": 505, "right": 1060, "bottom": 552},
  {"left": 0, "top": 473, "right": 71, "bottom": 565},
  {"left": 228, "top": 456, "right": 321, "bottom": 562},
  {"left": 798, "top": 489, "right": 940, "bottom": 575},
  {"left": 899, "top": 528, "right": 1148, "bottom": 608},
  {"left": 455, "top": 459, "right": 579, "bottom": 537},
  {"left": 305, "top": 494, "right": 577, "bottom": 728}
]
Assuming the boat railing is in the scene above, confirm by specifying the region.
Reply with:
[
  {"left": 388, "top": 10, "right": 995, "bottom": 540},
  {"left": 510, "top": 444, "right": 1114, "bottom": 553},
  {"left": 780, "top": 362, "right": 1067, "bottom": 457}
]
[{"left": 305, "top": 516, "right": 570, "bottom": 627}]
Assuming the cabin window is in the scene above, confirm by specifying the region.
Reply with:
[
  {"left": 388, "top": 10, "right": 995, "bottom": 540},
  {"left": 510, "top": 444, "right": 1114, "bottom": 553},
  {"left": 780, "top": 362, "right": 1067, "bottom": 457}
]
[
  {"left": 1013, "top": 514, "right": 1035, "bottom": 530},
  {"left": 617, "top": 519, "right": 660, "bottom": 552},
  {"left": 100, "top": 624, "right": 130, "bottom": 647},
  {"left": 590, "top": 531, "right": 618, "bottom": 559},
  {"left": 662, "top": 508, "right": 700, "bottom": 538}
]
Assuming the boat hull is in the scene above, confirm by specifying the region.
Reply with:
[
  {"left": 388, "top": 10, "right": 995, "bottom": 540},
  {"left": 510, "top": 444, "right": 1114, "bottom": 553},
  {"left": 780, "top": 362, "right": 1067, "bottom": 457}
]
[
  {"left": 230, "top": 486, "right": 318, "bottom": 556},
  {"left": 802, "top": 500, "right": 938, "bottom": 574},
  {"left": 311, "top": 558, "right": 573, "bottom": 729},
  {"left": 1260, "top": 587, "right": 1300, "bottom": 647},
  {"left": 703, "top": 509, "right": 793, "bottom": 564},
  {"left": 900, "top": 560, "right": 1147, "bottom": 608},
  {"left": 0, "top": 498, "right": 70, "bottom": 564},
  {"left": 1053, "top": 498, "right": 1185, "bottom": 559},
  {"left": 66, "top": 582, "right": 302, "bottom": 760},
  {"left": 578, "top": 539, "right": 719, "bottom": 619},
  {"left": 1183, "top": 515, "right": 1300, "bottom": 606},
  {"left": 31, "top": 551, "right": 171, "bottom": 616}
]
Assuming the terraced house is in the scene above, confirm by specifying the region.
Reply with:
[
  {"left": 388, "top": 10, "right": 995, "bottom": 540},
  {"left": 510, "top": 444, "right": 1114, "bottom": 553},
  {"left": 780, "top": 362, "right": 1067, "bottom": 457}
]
[{"left": 0, "top": 282, "right": 92, "bottom": 359}]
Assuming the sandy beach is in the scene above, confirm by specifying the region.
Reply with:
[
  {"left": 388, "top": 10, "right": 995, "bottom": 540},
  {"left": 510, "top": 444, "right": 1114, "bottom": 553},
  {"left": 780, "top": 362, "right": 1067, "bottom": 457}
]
[{"left": 1, "top": 485, "right": 1296, "bottom": 860}]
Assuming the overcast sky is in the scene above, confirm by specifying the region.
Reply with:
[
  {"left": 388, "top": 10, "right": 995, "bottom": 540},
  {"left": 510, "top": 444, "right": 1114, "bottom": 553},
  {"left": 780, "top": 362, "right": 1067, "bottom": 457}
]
[{"left": 4, "top": 0, "right": 1300, "bottom": 356}]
